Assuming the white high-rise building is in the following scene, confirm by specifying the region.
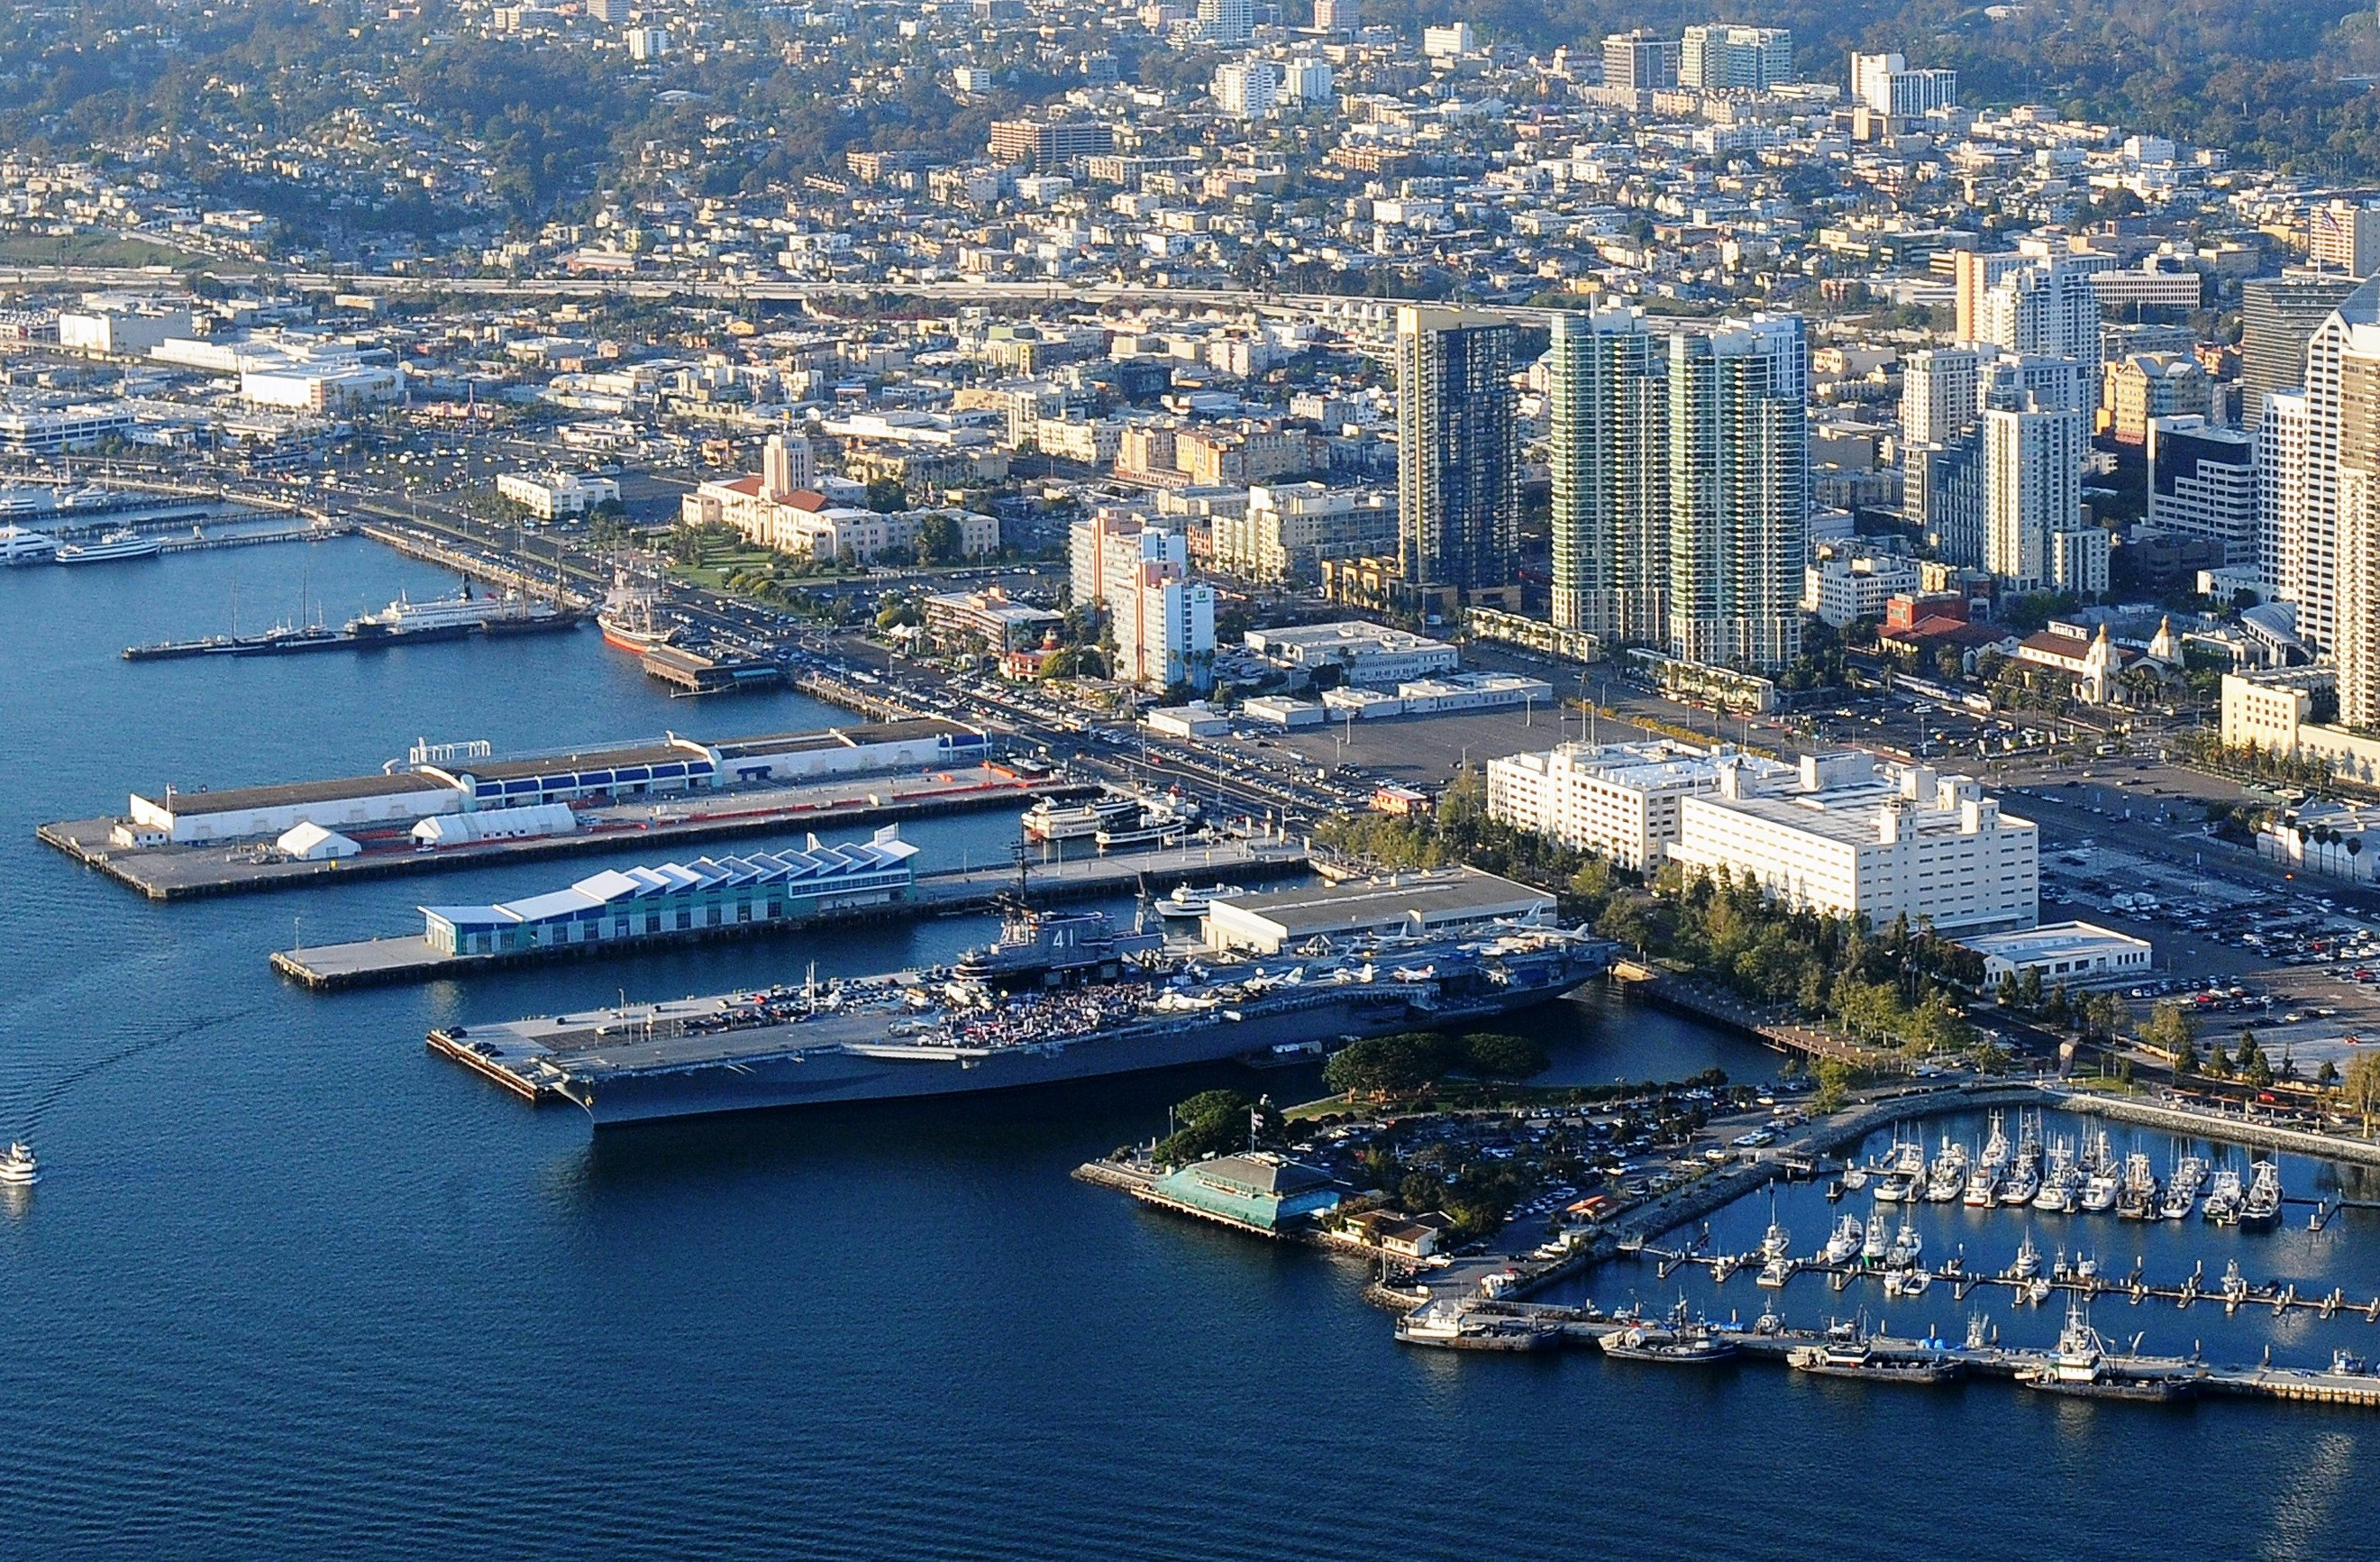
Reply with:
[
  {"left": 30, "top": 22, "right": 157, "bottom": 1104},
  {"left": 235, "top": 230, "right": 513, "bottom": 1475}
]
[
  {"left": 1901, "top": 347, "right": 1983, "bottom": 446},
  {"left": 1666, "top": 754, "right": 2039, "bottom": 936},
  {"left": 1281, "top": 57, "right": 1334, "bottom": 103},
  {"left": 2260, "top": 389, "right": 2316, "bottom": 616},
  {"left": 1665, "top": 314, "right": 1807, "bottom": 670},
  {"left": 2266, "top": 278, "right": 2380, "bottom": 654},
  {"left": 1069, "top": 515, "right": 1215, "bottom": 690},
  {"left": 1978, "top": 262, "right": 2102, "bottom": 375},
  {"left": 761, "top": 431, "right": 815, "bottom": 498},
  {"left": 1211, "top": 59, "right": 1281, "bottom": 117},
  {"left": 1680, "top": 24, "right": 1792, "bottom": 90},
  {"left": 1983, "top": 395, "right": 2085, "bottom": 592},
  {"left": 1197, "top": 0, "right": 1252, "bottom": 43},
  {"left": 1849, "top": 50, "right": 1956, "bottom": 115},
  {"left": 1548, "top": 306, "right": 1667, "bottom": 643}
]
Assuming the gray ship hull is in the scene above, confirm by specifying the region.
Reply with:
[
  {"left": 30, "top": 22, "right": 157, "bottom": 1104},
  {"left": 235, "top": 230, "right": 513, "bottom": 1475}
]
[{"left": 563, "top": 972, "right": 1592, "bottom": 1127}]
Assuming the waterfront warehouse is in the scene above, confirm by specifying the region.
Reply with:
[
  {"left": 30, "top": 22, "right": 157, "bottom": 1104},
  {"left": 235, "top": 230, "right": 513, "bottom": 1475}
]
[
  {"left": 119, "top": 718, "right": 988, "bottom": 844},
  {"left": 421, "top": 826, "right": 920, "bottom": 955},
  {"left": 1203, "top": 867, "right": 1555, "bottom": 955},
  {"left": 1957, "top": 921, "right": 2154, "bottom": 991}
]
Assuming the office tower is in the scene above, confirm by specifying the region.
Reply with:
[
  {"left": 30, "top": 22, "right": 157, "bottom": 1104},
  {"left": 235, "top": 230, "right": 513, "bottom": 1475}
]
[
  {"left": 1983, "top": 389, "right": 2085, "bottom": 592},
  {"left": 1310, "top": 0, "right": 1356, "bottom": 31},
  {"left": 1977, "top": 262, "right": 2102, "bottom": 374},
  {"left": 1548, "top": 306, "right": 1667, "bottom": 643},
  {"left": 1679, "top": 24, "right": 1792, "bottom": 90},
  {"left": 1901, "top": 347, "right": 1983, "bottom": 445},
  {"left": 2146, "top": 416, "right": 2257, "bottom": 564},
  {"left": 2267, "top": 277, "right": 2380, "bottom": 652},
  {"left": 2241, "top": 272, "right": 2359, "bottom": 429},
  {"left": 1198, "top": 0, "right": 1252, "bottom": 44},
  {"left": 588, "top": 0, "right": 630, "bottom": 22},
  {"left": 1601, "top": 30, "right": 1681, "bottom": 92},
  {"left": 2339, "top": 343, "right": 2380, "bottom": 725},
  {"left": 1666, "top": 315, "right": 1807, "bottom": 670},
  {"left": 1396, "top": 307, "right": 1518, "bottom": 595},
  {"left": 1849, "top": 51, "right": 1956, "bottom": 115}
]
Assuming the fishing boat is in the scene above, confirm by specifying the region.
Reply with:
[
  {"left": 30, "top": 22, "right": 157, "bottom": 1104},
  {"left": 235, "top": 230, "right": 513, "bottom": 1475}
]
[
  {"left": 1755, "top": 1254, "right": 1795, "bottom": 1288},
  {"left": 2005, "top": 1230, "right": 2042, "bottom": 1282},
  {"left": 2000, "top": 1157, "right": 2042, "bottom": 1207},
  {"left": 1825, "top": 1214, "right": 1865, "bottom": 1265},
  {"left": 2160, "top": 1154, "right": 2207, "bottom": 1221},
  {"left": 1925, "top": 1138, "right": 1969, "bottom": 1203},
  {"left": 1980, "top": 1110, "right": 2011, "bottom": 1174},
  {"left": 2078, "top": 1166, "right": 2120, "bottom": 1214},
  {"left": 1861, "top": 1211, "right": 1889, "bottom": 1265},
  {"left": 1963, "top": 1162, "right": 1999, "bottom": 1208},
  {"left": 2015, "top": 1298, "right": 2200, "bottom": 1402},
  {"left": 1759, "top": 1194, "right": 1792, "bottom": 1261},
  {"left": 2202, "top": 1166, "right": 2245, "bottom": 1225},
  {"left": 0, "top": 1140, "right": 36, "bottom": 1185},
  {"left": 1600, "top": 1300, "right": 1737, "bottom": 1364},
  {"left": 1874, "top": 1173, "right": 1911, "bottom": 1204},
  {"left": 2115, "top": 1152, "right": 2161, "bottom": 1221},
  {"left": 2239, "top": 1160, "right": 2284, "bottom": 1229},
  {"left": 1887, "top": 1220, "right": 1923, "bottom": 1268},
  {"left": 56, "top": 527, "right": 163, "bottom": 564}
]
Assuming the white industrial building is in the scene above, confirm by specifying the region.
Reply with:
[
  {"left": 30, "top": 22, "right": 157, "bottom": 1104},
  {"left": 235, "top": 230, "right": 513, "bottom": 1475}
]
[
  {"left": 58, "top": 303, "right": 192, "bottom": 358},
  {"left": 1487, "top": 740, "right": 1795, "bottom": 873},
  {"left": 1666, "top": 753, "right": 2038, "bottom": 935},
  {"left": 1316, "top": 672, "right": 1551, "bottom": 721}
]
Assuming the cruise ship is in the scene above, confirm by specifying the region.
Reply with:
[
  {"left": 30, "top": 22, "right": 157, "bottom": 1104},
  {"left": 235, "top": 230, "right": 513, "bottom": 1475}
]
[
  {"left": 431, "top": 910, "right": 1617, "bottom": 1127},
  {"left": 55, "top": 528, "right": 163, "bottom": 564}
]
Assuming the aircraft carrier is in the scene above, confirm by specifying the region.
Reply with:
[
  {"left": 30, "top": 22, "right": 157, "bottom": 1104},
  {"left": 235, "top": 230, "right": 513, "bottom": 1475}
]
[{"left": 429, "top": 906, "right": 1617, "bottom": 1127}]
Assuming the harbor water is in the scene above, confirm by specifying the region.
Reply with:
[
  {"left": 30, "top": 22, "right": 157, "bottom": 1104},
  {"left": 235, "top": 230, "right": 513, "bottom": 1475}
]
[{"left": 5, "top": 541, "right": 2380, "bottom": 1558}]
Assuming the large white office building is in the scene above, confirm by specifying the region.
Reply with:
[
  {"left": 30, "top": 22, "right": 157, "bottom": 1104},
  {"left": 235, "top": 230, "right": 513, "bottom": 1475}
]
[
  {"left": 1487, "top": 739, "right": 1794, "bottom": 873},
  {"left": 1666, "top": 753, "right": 2038, "bottom": 935}
]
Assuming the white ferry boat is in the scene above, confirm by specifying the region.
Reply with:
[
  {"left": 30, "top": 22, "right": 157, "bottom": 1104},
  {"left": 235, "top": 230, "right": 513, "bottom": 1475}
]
[
  {"left": 1022, "top": 793, "right": 1143, "bottom": 843},
  {"left": 55, "top": 528, "right": 162, "bottom": 564},
  {"left": 1153, "top": 882, "right": 1245, "bottom": 921},
  {"left": 347, "top": 585, "right": 569, "bottom": 640}
]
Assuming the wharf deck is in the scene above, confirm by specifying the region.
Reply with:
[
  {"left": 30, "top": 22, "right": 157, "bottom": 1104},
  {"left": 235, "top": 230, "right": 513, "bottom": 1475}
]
[
  {"left": 41, "top": 767, "right": 1093, "bottom": 901},
  {"left": 273, "top": 841, "right": 1308, "bottom": 988}
]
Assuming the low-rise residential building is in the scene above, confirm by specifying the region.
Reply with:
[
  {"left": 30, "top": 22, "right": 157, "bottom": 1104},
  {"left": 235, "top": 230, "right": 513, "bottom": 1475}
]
[
  {"left": 1665, "top": 753, "right": 2038, "bottom": 935},
  {"left": 1208, "top": 483, "right": 1396, "bottom": 582},
  {"left": 1802, "top": 550, "right": 1922, "bottom": 629}
]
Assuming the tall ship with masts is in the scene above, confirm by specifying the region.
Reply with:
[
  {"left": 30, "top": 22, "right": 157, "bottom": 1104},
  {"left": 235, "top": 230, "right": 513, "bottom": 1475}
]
[{"left": 597, "top": 561, "right": 677, "bottom": 654}]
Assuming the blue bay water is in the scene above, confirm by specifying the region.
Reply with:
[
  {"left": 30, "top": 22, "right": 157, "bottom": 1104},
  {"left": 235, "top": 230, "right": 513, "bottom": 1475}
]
[{"left": 2, "top": 540, "right": 2377, "bottom": 1559}]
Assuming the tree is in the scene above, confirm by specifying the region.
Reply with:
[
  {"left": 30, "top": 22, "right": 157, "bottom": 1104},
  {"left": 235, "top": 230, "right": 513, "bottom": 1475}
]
[
  {"left": 1153, "top": 1088, "right": 1272, "bottom": 1165},
  {"left": 1810, "top": 1058, "right": 1856, "bottom": 1113},
  {"left": 916, "top": 511, "right": 962, "bottom": 564},
  {"left": 1460, "top": 1032, "right": 1549, "bottom": 1081},
  {"left": 2320, "top": 1058, "right": 2342, "bottom": 1092},
  {"left": 864, "top": 475, "right": 907, "bottom": 513},
  {"left": 2138, "top": 1001, "right": 2197, "bottom": 1063},
  {"left": 1323, "top": 1032, "right": 1455, "bottom": 1097},
  {"left": 2346, "top": 1052, "right": 2380, "bottom": 1136}
]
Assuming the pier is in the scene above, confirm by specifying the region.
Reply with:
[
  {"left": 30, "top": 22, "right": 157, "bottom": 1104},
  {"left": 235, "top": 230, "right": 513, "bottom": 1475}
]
[
  {"left": 155, "top": 521, "right": 357, "bottom": 553},
  {"left": 41, "top": 765, "right": 1094, "bottom": 900},
  {"left": 271, "top": 839, "right": 1309, "bottom": 988}
]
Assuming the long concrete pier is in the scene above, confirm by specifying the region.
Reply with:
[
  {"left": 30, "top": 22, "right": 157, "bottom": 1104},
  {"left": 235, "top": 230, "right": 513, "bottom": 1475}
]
[
  {"left": 270, "top": 840, "right": 1309, "bottom": 989},
  {"left": 40, "top": 767, "right": 1093, "bottom": 900}
]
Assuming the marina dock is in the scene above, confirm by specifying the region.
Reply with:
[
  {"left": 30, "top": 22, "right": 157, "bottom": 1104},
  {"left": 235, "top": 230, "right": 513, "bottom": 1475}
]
[
  {"left": 41, "top": 766, "right": 1093, "bottom": 900},
  {"left": 272, "top": 840, "right": 1308, "bottom": 988}
]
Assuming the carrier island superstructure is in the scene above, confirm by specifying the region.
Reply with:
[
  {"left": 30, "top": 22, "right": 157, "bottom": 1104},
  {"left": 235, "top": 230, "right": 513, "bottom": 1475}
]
[{"left": 431, "top": 902, "right": 1617, "bottom": 1127}]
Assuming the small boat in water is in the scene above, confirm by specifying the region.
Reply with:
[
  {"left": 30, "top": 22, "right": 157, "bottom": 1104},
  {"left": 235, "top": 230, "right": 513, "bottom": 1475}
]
[
  {"left": 1825, "top": 1214, "right": 1865, "bottom": 1265},
  {"left": 1153, "top": 882, "right": 1245, "bottom": 921},
  {"left": 1887, "top": 1220, "right": 1923, "bottom": 1268},
  {"left": 2005, "top": 1230, "right": 2042, "bottom": 1282},
  {"left": 1396, "top": 1301, "right": 1563, "bottom": 1351},
  {"left": 1861, "top": 1211, "right": 1889, "bottom": 1265},
  {"left": 1788, "top": 1337, "right": 1964, "bottom": 1385},
  {"left": 0, "top": 1140, "right": 36, "bottom": 1185},
  {"left": 2239, "top": 1161, "right": 2284, "bottom": 1229},
  {"left": 2202, "top": 1166, "right": 2245, "bottom": 1225}
]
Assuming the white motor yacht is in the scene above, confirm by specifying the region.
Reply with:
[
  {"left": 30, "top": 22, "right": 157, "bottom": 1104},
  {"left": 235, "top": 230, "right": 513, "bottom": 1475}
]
[{"left": 0, "top": 1140, "right": 38, "bottom": 1185}]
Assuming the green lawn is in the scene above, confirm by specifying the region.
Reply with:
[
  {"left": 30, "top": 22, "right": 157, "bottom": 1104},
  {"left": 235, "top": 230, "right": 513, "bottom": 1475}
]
[{"left": 0, "top": 232, "right": 210, "bottom": 269}]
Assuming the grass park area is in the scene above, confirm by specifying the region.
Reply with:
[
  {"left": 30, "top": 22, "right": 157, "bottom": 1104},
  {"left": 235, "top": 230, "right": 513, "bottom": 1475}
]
[{"left": 0, "top": 232, "right": 209, "bottom": 269}]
